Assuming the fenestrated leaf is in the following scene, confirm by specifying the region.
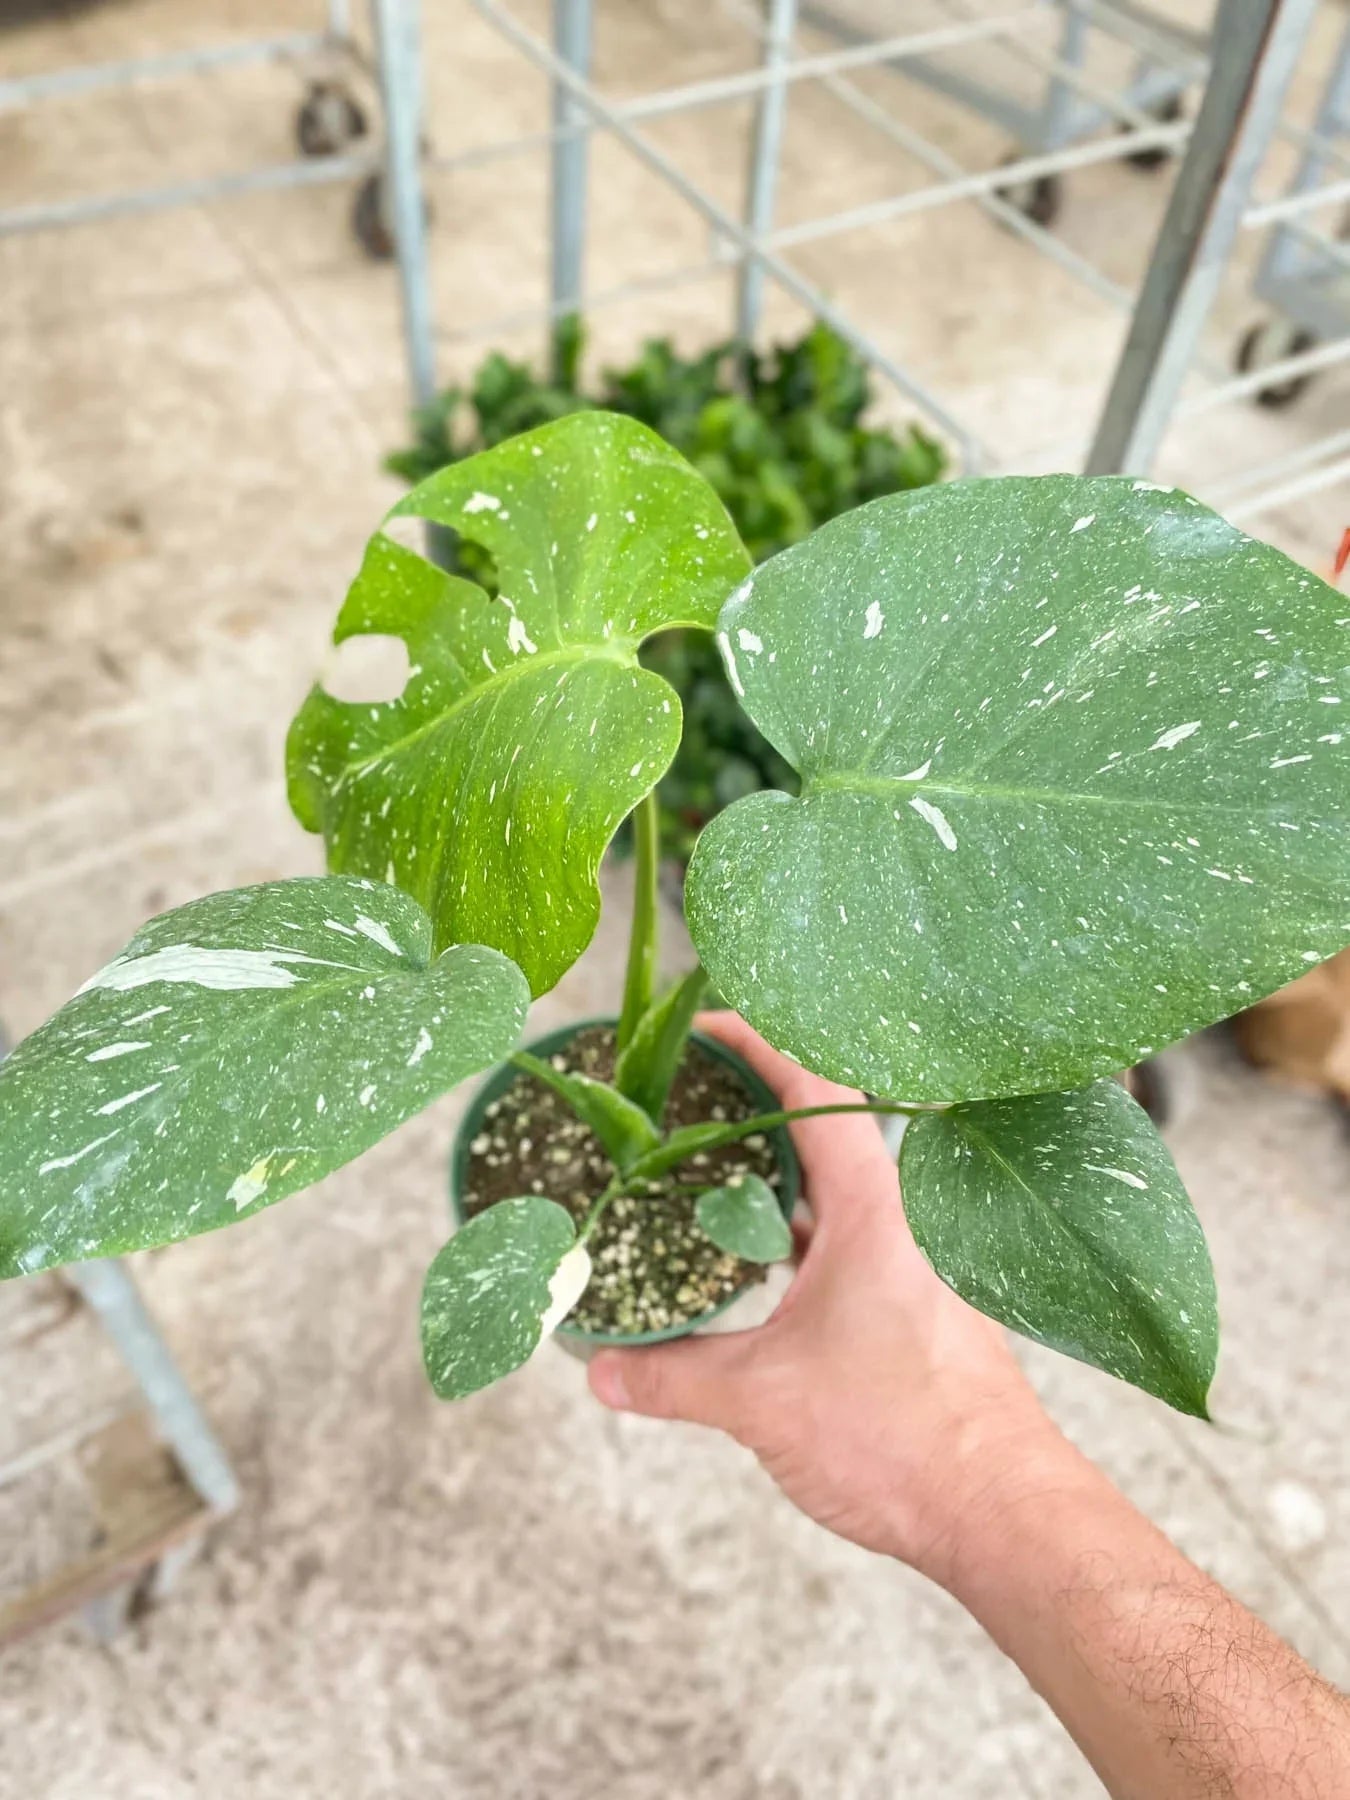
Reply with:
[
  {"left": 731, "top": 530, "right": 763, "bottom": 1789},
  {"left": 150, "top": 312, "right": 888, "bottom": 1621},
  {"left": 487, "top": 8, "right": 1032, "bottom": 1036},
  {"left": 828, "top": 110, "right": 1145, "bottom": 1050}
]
[
  {"left": 696, "top": 1174, "right": 791, "bottom": 1262},
  {"left": 0, "top": 879, "right": 528, "bottom": 1278},
  {"left": 511, "top": 1050, "right": 659, "bottom": 1173},
  {"left": 613, "top": 966, "right": 708, "bottom": 1124},
  {"left": 421, "top": 1197, "right": 586, "bottom": 1398},
  {"left": 686, "top": 477, "right": 1350, "bottom": 1101},
  {"left": 288, "top": 411, "right": 750, "bottom": 996},
  {"left": 900, "top": 1081, "right": 1217, "bottom": 1415}
]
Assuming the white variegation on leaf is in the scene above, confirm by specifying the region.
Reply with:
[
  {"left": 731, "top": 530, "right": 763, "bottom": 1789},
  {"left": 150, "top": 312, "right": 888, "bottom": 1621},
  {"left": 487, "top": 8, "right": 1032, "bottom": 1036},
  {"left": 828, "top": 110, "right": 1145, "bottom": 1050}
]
[
  {"left": 538, "top": 1242, "right": 594, "bottom": 1340},
  {"left": 686, "top": 477, "right": 1350, "bottom": 1102},
  {"left": 0, "top": 879, "right": 529, "bottom": 1277},
  {"left": 288, "top": 411, "right": 750, "bottom": 997},
  {"left": 900, "top": 1080, "right": 1218, "bottom": 1416},
  {"left": 421, "top": 1197, "right": 585, "bottom": 1399}
]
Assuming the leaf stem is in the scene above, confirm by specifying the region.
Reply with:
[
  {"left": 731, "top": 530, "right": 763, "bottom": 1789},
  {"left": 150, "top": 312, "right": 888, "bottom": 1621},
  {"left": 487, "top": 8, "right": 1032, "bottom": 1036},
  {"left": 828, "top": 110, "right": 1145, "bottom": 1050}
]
[
  {"left": 577, "top": 1174, "right": 626, "bottom": 1245},
  {"left": 617, "top": 789, "right": 660, "bottom": 1054},
  {"left": 627, "top": 1099, "right": 926, "bottom": 1184}
]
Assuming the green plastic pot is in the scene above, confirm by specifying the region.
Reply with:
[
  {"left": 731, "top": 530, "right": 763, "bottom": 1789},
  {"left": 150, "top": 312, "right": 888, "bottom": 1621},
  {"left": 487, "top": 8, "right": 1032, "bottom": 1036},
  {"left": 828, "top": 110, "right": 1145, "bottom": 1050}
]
[{"left": 449, "top": 1016, "right": 800, "bottom": 1347}]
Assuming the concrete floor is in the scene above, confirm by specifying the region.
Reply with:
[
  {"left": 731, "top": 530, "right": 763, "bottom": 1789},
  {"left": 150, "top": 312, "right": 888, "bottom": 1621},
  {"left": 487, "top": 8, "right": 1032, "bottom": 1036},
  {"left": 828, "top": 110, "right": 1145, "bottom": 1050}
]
[{"left": 1, "top": 1, "right": 1349, "bottom": 1795}]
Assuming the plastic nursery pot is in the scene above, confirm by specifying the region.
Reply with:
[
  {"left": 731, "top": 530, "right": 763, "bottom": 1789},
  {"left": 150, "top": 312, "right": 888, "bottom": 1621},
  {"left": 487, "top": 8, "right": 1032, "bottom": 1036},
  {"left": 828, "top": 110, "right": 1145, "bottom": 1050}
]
[{"left": 449, "top": 1017, "right": 801, "bottom": 1349}]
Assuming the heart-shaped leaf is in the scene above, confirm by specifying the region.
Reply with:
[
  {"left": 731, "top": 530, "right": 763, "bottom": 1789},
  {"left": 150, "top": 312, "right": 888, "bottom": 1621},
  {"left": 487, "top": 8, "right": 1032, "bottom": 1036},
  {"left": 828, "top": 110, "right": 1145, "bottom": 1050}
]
[
  {"left": 900, "top": 1080, "right": 1217, "bottom": 1415},
  {"left": 511, "top": 1049, "right": 659, "bottom": 1173},
  {"left": 686, "top": 477, "right": 1350, "bottom": 1100},
  {"left": 696, "top": 1174, "right": 792, "bottom": 1262},
  {"left": 288, "top": 411, "right": 750, "bottom": 996},
  {"left": 421, "top": 1196, "right": 588, "bottom": 1398},
  {"left": 0, "top": 879, "right": 528, "bottom": 1278}
]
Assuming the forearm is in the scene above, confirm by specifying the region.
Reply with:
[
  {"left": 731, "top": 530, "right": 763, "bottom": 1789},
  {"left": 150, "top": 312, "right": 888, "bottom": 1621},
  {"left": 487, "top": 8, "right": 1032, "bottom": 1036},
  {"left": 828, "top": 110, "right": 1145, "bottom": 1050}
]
[{"left": 940, "top": 1426, "right": 1350, "bottom": 1799}]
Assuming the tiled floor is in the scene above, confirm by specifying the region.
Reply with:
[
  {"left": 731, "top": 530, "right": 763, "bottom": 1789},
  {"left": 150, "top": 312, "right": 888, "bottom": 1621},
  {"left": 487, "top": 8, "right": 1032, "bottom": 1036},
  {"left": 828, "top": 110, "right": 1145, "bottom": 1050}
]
[{"left": 1, "top": 3, "right": 1347, "bottom": 1795}]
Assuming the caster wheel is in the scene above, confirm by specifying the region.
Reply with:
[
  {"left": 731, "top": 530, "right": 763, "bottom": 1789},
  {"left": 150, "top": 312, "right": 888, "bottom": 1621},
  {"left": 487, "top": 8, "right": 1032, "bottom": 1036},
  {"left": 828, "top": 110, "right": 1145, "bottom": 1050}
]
[
  {"left": 353, "top": 173, "right": 394, "bottom": 259},
  {"left": 1235, "top": 318, "right": 1318, "bottom": 409},
  {"left": 295, "top": 81, "right": 367, "bottom": 158},
  {"left": 351, "top": 173, "right": 432, "bottom": 262},
  {"left": 1123, "top": 91, "right": 1185, "bottom": 171},
  {"left": 995, "top": 156, "right": 1063, "bottom": 228}
]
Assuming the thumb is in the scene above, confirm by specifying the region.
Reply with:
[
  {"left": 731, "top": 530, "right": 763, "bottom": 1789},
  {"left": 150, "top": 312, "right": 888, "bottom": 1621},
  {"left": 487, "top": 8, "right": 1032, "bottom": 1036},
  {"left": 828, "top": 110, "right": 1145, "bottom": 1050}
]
[{"left": 588, "top": 1334, "right": 754, "bottom": 1433}]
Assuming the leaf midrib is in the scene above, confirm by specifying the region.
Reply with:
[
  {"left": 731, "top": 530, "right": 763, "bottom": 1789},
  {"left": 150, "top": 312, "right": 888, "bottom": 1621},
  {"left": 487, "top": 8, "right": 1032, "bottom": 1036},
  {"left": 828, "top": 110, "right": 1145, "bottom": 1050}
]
[
  {"left": 343, "top": 642, "right": 640, "bottom": 781},
  {"left": 804, "top": 769, "right": 1301, "bottom": 821},
  {"left": 947, "top": 1110, "right": 1189, "bottom": 1378}
]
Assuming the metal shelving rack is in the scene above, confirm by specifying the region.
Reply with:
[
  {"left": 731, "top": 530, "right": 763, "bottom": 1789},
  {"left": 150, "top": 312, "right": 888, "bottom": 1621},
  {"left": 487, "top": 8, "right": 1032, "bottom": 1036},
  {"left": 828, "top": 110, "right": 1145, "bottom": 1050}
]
[
  {"left": 6, "top": 0, "right": 1341, "bottom": 538},
  {"left": 426, "top": 0, "right": 1347, "bottom": 529},
  {"left": 0, "top": 0, "right": 439, "bottom": 406},
  {"left": 0, "top": 0, "right": 434, "bottom": 1639}
]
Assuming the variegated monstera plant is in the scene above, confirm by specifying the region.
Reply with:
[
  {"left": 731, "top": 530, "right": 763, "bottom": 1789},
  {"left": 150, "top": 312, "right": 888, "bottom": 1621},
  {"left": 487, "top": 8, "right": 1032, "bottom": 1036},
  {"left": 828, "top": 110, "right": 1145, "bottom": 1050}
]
[{"left": 3, "top": 413, "right": 1347, "bottom": 1415}]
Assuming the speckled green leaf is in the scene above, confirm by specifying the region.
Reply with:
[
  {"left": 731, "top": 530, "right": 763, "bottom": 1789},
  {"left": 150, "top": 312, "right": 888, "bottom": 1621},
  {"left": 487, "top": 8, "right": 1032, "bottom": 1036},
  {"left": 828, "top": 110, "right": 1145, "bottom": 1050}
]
[
  {"left": 288, "top": 411, "right": 750, "bottom": 996},
  {"left": 0, "top": 879, "right": 529, "bottom": 1278},
  {"left": 900, "top": 1081, "right": 1217, "bottom": 1415},
  {"left": 696, "top": 1174, "right": 792, "bottom": 1262},
  {"left": 686, "top": 477, "right": 1350, "bottom": 1100},
  {"left": 421, "top": 1197, "right": 586, "bottom": 1399},
  {"left": 511, "top": 1049, "right": 659, "bottom": 1172}
]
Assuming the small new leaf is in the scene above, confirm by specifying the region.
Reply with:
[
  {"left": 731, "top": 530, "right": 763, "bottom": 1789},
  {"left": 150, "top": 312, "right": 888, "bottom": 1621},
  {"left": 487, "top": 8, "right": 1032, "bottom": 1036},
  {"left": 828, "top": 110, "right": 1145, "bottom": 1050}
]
[
  {"left": 613, "top": 966, "right": 708, "bottom": 1124},
  {"left": 421, "top": 1197, "right": 584, "bottom": 1399},
  {"left": 696, "top": 1174, "right": 791, "bottom": 1263},
  {"left": 511, "top": 1051, "right": 660, "bottom": 1173},
  {"left": 0, "top": 879, "right": 529, "bottom": 1278},
  {"left": 900, "top": 1081, "right": 1218, "bottom": 1416}
]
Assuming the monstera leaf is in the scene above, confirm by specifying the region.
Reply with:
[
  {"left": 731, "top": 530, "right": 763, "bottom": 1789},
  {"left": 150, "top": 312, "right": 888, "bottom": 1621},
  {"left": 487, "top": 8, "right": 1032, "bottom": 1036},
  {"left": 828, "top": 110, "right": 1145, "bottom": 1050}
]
[
  {"left": 687, "top": 477, "right": 1350, "bottom": 1101},
  {"left": 289, "top": 412, "right": 750, "bottom": 995},
  {"left": 900, "top": 1081, "right": 1217, "bottom": 1415},
  {"left": 422, "top": 1197, "right": 591, "bottom": 1399},
  {"left": 0, "top": 879, "right": 528, "bottom": 1276},
  {"left": 696, "top": 1174, "right": 792, "bottom": 1263}
]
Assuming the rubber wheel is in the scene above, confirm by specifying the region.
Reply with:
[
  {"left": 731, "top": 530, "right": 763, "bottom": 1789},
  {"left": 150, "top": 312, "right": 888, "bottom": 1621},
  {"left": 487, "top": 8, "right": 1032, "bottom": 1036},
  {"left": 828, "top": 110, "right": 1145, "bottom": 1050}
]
[
  {"left": 1235, "top": 319, "right": 1318, "bottom": 409},
  {"left": 351, "top": 173, "right": 433, "bottom": 262},
  {"left": 295, "top": 82, "right": 367, "bottom": 159},
  {"left": 994, "top": 158, "right": 1063, "bottom": 229},
  {"left": 1123, "top": 91, "right": 1184, "bottom": 171},
  {"left": 352, "top": 173, "right": 395, "bottom": 260}
]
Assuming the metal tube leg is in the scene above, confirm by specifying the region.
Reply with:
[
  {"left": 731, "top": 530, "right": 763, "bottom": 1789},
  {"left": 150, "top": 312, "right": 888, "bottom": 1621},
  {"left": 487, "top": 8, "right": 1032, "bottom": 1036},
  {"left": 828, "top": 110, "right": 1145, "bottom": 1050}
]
[
  {"left": 735, "top": 0, "right": 797, "bottom": 345},
  {"left": 1085, "top": 0, "right": 1316, "bottom": 476},
  {"left": 1260, "top": 17, "right": 1350, "bottom": 293},
  {"left": 1038, "top": 0, "right": 1089, "bottom": 155},
  {"left": 371, "top": 0, "right": 437, "bottom": 407},
  {"left": 69, "top": 1260, "right": 239, "bottom": 1516},
  {"left": 550, "top": 0, "right": 593, "bottom": 358}
]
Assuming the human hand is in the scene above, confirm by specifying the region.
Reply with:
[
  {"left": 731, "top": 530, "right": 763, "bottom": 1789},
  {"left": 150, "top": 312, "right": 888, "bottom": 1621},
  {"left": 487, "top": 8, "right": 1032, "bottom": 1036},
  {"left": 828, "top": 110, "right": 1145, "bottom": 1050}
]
[{"left": 588, "top": 1012, "right": 1068, "bottom": 1585}]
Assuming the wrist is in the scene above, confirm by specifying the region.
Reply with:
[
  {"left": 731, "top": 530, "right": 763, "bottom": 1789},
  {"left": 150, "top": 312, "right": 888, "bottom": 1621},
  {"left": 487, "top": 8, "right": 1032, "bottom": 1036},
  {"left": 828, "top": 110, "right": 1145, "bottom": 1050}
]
[
  {"left": 939, "top": 1423, "right": 1129, "bottom": 1623},
  {"left": 906, "top": 1395, "right": 1088, "bottom": 1595}
]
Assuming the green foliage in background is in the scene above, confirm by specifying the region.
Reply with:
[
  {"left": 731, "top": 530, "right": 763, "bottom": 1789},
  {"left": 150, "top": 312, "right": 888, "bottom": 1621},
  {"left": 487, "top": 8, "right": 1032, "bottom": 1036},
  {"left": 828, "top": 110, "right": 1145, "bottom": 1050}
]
[{"left": 385, "top": 319, "right": 945, "bottom": 859}]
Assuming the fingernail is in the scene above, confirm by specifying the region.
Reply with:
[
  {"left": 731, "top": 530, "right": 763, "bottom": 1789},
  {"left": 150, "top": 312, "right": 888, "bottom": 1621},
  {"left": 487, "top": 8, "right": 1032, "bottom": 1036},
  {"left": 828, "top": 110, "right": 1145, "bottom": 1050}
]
[{"left": 590, "top": 1354, "right": 630, "bottom": 1411}]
